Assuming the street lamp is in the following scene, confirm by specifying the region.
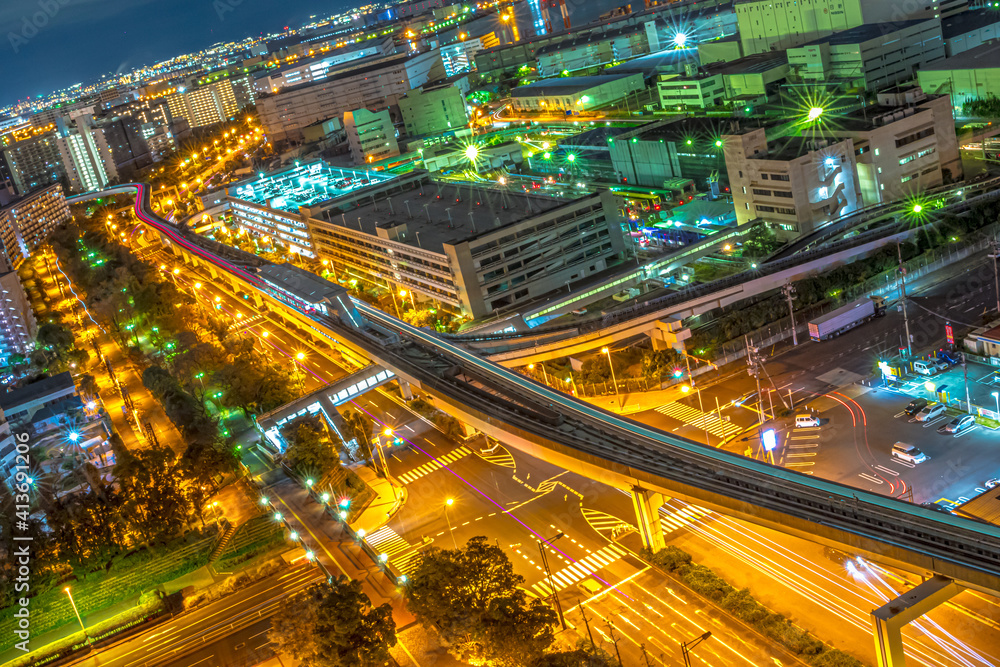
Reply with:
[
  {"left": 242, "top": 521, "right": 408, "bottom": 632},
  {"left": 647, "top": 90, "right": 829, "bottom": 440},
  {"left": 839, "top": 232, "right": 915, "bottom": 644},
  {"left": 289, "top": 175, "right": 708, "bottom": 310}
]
[
  {"left": 681, "top": 631, "right": 712, "bottom": 667},
  {"left": 993, "top": 391, "right": 999, "bottom": 420},
  {"left": 536, "top": 533, "right": 567, "bottom": 629},
  {"left": 64, "top": 587, "right": 89, "bottom": 640},
  {"left": 602, "top": 347, "right": 621, "bottom": 409},
  {"left": 444, "top": 498, "right": 458, "bottom": 548}
]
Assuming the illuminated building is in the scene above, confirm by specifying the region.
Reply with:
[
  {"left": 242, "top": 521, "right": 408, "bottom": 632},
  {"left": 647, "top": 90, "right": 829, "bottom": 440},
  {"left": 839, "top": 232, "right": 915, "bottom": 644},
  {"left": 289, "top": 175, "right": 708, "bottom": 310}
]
[
  {"left": 917, "top": 40, "right": 1000, "bottom": 106},
  {"left": 786, "top": 21, "right": 944, "bottom": 90},
  {"left": 0, "top": 184, "right": 71, "bottom": 270},
  {"left": 344, "top": 109, "right": 399, "bottom": 165},
  {"left": 724, "top": 88, "right": 960, "bottom": 237},
  {"left": 257, "top": 51, "right": 445, "bottom": 143},
  {"left": 398, "top": 82, "right": 468, "bottom": 137},
  {"left": 224, "top": 165, "right": 629, "bottom": 318},
  {"left": 0, "top": 131, "right": 65, "bottom": 195},
  {"left": 510, "top": 73, "right": 645, "bottom": 113},
  {"left": 165, "top": 74, "right": 255, "bottom": 128},
  {"left": 252, "top": 38, "right": 394, "bottom": 94}
]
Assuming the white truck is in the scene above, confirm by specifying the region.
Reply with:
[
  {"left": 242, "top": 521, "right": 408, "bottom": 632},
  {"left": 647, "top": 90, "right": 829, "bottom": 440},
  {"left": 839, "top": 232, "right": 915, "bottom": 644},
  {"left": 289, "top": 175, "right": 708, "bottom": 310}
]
[{"left": 808, "top": 295, "right": 887, "bottom": 341}]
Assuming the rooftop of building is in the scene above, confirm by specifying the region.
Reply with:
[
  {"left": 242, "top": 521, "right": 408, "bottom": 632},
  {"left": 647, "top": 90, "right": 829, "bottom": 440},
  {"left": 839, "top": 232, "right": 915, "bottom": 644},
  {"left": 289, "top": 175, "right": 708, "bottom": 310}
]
[
  {"left": 255, "top": 40, "right": 387, "bottom": 78},
  {"left": 331, "top": 177, "right": 570, "bottom": 251},
  {"left": 919, "top": 39, "right": 1000, "bottom": 71},
  {"left": 625, "top": 116, "right": 753, "bottom": 143},
  {"left": 795, "top": 19, "right": 935, "bottom": 47},
  {"left": 702, "top": 51, "right": 789, "bottom": 76},
  {"left": 756, "top": 135, "right": 834, "bottom": 162},
  {"left": 955, "top": 488, "right": 1000, "bottom": 526},
  {"left": 229, "top": 161, "right": 397, "bottom": 212},
  {"left": 942, "top": 7, "right": 1000, "bottom": 39},
  {"left": 511, "top": 74, "right": 635, "bottom": 97},
  {"left": 603, "top": 49, "right": 699, "bottom": 78},
  {"left": 258, "top": 51, "right": 425, "bottom": 97},
  {"left": 0, "top": 371, "right": 75, "bottom": 410},
  {"left": 533, "top": 24, "right": 646, "bottom": 57}
]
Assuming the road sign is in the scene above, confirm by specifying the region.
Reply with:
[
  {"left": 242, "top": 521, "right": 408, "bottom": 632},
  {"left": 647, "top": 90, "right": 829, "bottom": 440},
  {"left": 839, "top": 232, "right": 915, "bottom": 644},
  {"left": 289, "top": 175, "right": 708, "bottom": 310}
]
[
  {"left": 762, "top": 429, "right": 777, "bottom": 451},
  {"left": 945, "top": 322, "right": 954, "bottom": 345}
]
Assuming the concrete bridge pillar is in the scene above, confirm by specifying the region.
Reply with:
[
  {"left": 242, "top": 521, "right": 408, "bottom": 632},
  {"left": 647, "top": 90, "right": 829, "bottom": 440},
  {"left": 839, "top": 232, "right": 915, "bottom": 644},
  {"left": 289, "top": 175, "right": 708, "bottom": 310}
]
[
  {"left": 872, "top": 575, "right": 961, "bottom": 667},
  {"left": 630, "top": 486, "right": 665, "bottom": 552},
  {"left": 647, "top": 316, "right": 692, "bottom": 352},
  {"left": 253, "top": 293, "right": 263, "bottom": 308}
]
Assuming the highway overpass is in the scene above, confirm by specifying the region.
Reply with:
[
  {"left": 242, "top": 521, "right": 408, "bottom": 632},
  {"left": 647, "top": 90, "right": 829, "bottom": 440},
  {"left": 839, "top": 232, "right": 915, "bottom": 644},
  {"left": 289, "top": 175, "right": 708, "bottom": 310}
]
[{"left": 70, "top": 184, "right": 1000, "bottom": 666}]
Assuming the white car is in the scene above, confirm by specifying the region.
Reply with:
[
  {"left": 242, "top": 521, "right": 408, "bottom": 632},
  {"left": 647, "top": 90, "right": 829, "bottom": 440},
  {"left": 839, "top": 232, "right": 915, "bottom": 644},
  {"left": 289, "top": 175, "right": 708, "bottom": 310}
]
[
  {"left": 892, "top": 442, "right": 929, "bottom": 464},
  {"left": 794, "top": 414, "right": 820, "bottom": 428}
]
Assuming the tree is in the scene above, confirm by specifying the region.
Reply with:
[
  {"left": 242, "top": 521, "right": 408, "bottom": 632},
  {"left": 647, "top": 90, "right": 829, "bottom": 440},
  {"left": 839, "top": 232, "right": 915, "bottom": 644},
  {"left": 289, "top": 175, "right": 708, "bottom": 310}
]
[
  {"left": 340, "top": 408, "right": 374, "bottom": 462},
  {"left": 36, "top": 323, "right": 75, "bottom": 358},
  {"left": 407, "top": 536, "right": 556, "bottom": 664},
  {"left": 270, "top": 576, "right": 396, "bottom": 667},
  {"left": 114, "top": 446, "right": 193, "bottom": 545},
  {"left": 283, "top": 418, "right": 343, "bottom": 479},
  {"left": 531, "top": 643, "right": 616, "bottom": 667}
]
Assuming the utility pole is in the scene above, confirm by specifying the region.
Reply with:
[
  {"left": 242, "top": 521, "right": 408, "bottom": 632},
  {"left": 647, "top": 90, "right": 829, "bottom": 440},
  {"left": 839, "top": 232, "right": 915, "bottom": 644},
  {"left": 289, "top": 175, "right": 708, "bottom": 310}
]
[
  {"left": 537, "top": 533, "right": 566, "bottom": 630},
  {"left": 989, "top": 238, "right": 1000, "bottom": 315},
  {"left": 781, "top": 282, "right": 798, "bottom": 346},
  {"left": 684, "top": 352, "right": 710, "bottom": 446},
  {"left": 745, "top": 336, "right": 766, "bottom": 458},
  {"left": 962, "top": 352, "right": 971, "bottom": 411},
  {"left": 897, "top": 242, "right": 912, "bottom": 358}
]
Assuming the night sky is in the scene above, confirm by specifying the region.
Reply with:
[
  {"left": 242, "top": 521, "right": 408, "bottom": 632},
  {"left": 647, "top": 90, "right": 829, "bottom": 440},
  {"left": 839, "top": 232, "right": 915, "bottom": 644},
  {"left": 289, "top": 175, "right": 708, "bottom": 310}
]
[{"left": 1, "top": 0, "right": 354, "bottom": 109}]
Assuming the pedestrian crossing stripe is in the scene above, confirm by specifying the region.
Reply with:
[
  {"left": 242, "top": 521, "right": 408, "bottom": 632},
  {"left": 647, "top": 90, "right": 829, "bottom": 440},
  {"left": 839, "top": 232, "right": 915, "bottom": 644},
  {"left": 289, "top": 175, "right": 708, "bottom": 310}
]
[
  {"left": 653, "top": 402, "right": 742, "bottom": 438},
  {"left": 581, "top": 508, "right": 635, "bottom": 537},
  {"left": 659, "top": 504, "right": 711, "bottom": 533},
  {"left": 531, "top": 543, "right": 628, "bottom": 597},
  {"left": 398, "top": 447, "right": 471, "bottom": 484},
  {"left": 228, "top": 313, "right": 266, "bottom": 330},
  {"left": 364, "top": 526, "right": 422, "bottom": 575}
]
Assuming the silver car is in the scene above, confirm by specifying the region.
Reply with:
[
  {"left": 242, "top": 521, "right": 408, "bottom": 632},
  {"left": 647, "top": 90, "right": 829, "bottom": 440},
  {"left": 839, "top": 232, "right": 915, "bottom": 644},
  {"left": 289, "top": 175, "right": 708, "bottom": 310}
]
[{"left": 939, "top": 414, "right": 975, "bottom": 435}]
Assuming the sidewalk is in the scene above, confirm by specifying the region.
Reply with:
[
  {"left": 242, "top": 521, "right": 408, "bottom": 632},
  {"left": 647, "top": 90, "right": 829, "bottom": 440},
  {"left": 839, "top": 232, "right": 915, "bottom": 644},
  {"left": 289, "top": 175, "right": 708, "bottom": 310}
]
[{"left": 349, "top": 464, "right": 405, "bottom": 536}]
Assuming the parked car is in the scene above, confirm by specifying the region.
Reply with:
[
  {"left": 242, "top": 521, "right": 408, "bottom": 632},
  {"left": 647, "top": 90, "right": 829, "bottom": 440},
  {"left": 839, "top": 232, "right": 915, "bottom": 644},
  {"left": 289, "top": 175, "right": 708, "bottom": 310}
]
[
  {"left": 985, "top": 478, "right": 1000, "bottom": 489},
  {"left": 937, "top": 350, "right": 960, "bottom": 366},
  {"left": 913, "top": 360, "right": 948, "bottom": 376},
  {"left": 914, "top": 402, "right": 946, "bottom": 422},
  {"left": 892, "top": 442, "right": 929, "bottom": 464},
  {"left": 939, "top": 414, "right": 976, "bottom": 435},
  {"left": 794, "top": 414, "right": 821, "bottom": 428},
  {"left": 903, "top": 398, "right": 928, "bottom": 416}
]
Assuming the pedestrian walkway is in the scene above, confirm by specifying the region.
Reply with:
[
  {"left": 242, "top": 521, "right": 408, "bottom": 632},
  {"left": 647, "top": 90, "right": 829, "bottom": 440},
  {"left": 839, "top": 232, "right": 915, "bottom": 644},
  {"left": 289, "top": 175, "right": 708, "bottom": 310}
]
[
  {"left": 659, "top": 503, "right": 712, "bottom": 533},
  {"left": 581, "top": 508, "right": 635, "bottom": 538},
  {"left": 397, "top": 446, "right": 471, "bottom": 484},
  {"left": 530, "top": 543, "right": 628, "bottom": 597},
  {"left": 654, "top": 402, "right": 742, "bottom": 438},
  {"left": 363, "top": 526, "right": 423, "bottom": 575}
]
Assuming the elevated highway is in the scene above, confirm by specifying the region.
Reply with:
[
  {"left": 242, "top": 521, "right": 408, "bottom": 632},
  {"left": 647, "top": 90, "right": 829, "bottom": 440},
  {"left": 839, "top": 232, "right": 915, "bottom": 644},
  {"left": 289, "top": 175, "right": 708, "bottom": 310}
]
[{"left": 70, "top": 184, "right": 1000, "bottom": 665}]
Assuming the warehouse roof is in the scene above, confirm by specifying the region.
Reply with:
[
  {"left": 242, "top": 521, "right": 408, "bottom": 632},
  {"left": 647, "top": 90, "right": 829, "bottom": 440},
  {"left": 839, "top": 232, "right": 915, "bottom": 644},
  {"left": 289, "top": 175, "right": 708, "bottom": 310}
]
[
  {"left": 919, "top": 40, "right": 1000, "bottom": 71},
  {"left": 512, "top": 74, "right": 635, "bottom": 97}
]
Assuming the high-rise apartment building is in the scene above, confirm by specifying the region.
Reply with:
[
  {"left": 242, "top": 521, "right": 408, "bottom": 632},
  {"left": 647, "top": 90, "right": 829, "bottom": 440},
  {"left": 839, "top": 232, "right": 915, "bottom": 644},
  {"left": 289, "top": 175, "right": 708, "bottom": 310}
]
[
  {"left": 56, "top": 111, "right": 119, "bottom": 192},
  {"left": 100, "top": 116, "right": 152, "bottom": 178},
  {"left": 165, "top": 74, "right": 255, "bottom": 128},
  {"left": 0, "top": 270, "right": 37, "bottom": 364},
  {"left": 0, "top": 184, "right": 71, "bottom": 270},
  {"left": 0, "top": 132, "right": 65, "bottom": 195}
]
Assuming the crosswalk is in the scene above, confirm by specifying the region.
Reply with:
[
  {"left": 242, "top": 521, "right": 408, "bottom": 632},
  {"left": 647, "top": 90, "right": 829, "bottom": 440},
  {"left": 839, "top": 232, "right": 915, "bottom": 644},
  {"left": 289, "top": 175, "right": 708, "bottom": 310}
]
[
  {"left": 660, "top": 504, "right": 712, "bottom": 534},
  {"left": 654, "top": 402, "right": 742, "bottom": 438},
  {"left": 531, "top": 543, "right": 628, "bottom": 597},
  {"left": 363, "top": 526, "right": 422, "bottom": 575},
  {"left": 397, "top": 446, "right": 471, "bottom": 484},
  {"left": 581, "top": 508, "right": 635, "bottom": 538}
]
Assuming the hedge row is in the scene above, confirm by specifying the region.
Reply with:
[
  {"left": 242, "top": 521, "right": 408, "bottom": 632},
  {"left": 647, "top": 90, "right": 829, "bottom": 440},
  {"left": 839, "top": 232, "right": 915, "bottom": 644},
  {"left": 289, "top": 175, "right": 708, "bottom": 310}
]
[{"left": 646, "top": 547, "right": 866, "bottom": 667}]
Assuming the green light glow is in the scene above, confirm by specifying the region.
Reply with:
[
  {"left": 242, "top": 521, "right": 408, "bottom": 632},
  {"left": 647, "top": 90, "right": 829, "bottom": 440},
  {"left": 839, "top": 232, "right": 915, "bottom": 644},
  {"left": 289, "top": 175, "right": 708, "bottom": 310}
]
[{"left": 807, "top": 107, "right": 824, "bottom": 122}]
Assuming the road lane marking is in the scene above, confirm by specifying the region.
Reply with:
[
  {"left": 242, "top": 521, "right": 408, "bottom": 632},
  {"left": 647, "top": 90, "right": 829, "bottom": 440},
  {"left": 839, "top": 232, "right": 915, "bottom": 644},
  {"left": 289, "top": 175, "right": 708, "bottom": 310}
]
[
  {"left": 873, "top": 465, "right": 899, "bottom": 476},
  {"left": 397, "top": 446, "right": 471, "bottom": 484},
  {"left": 859, "top": 473, "right": 884, "bottom": 484}
]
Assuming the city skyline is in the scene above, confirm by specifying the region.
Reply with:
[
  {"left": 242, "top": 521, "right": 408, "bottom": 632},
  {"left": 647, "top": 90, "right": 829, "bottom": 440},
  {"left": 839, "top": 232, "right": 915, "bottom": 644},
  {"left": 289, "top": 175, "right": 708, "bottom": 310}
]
[{"left": 1, "top": 0, "right": 348, "bottom": 108}]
